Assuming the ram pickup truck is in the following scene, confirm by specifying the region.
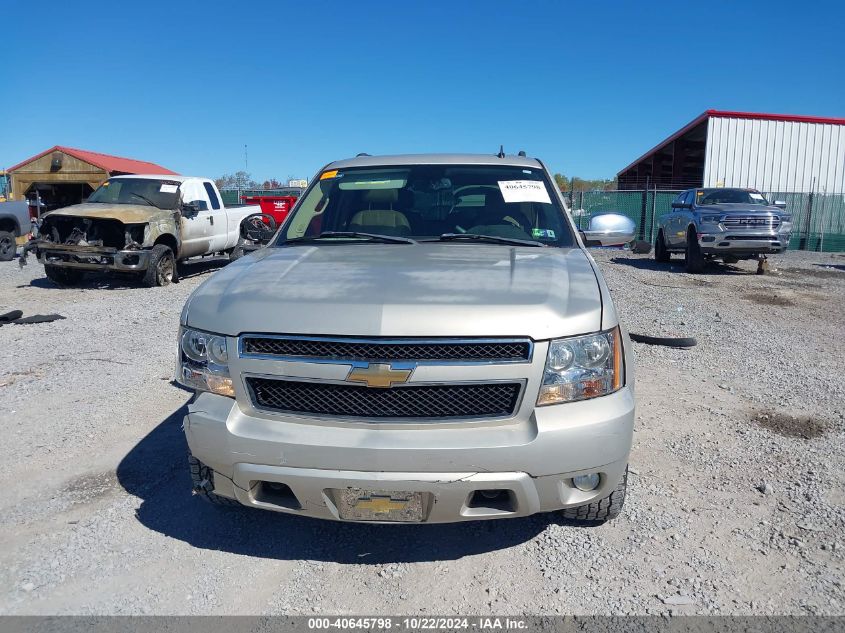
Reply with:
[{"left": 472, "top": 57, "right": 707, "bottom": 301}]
[
  {"left": 25, "top": 175, "right": 259, "bottom": 286},
  {"left": 655, "top": 187, "right": 792, "bottom": 273},
  {"left": 177, "top": 153, "right": 636, "bottom": 524}
]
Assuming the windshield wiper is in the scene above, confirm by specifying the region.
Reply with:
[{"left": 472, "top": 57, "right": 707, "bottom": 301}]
[
  {"left": 127, "top": 192, "right": 158, "bottom": 208},
  {"left": 283, "top": 231, "right": 417, "bottom": 245},
  {"left": 434, "top": 233, "right": 544, "bottom": 247}
]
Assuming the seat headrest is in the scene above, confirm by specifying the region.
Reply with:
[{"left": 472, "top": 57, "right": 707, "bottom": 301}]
[
  {"left": 350, "top": 209, "right": 410, "bottom": 229},
  {"left": 363, "top": 189, "right": 399, "bottom": 205}
]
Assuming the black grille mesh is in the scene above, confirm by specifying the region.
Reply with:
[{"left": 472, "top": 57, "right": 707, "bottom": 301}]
[
  {"left": 247, "top": 378, "right": 521, "bottom": 419},
  {"left": 241, "top": 337, "right": 530, "bottom": 363}
]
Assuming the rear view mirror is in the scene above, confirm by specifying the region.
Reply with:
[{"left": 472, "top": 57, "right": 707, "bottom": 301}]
[{"left": 581, "top": 213, "right": 636, "bottom": 247}]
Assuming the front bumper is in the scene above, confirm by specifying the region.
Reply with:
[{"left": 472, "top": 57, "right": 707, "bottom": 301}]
[
  {"left": 37, "top": 243, "right": 151, "bottom": 271},
  {"left": 698, "top": 231, "right": 790, "bottom": 255},
  {"left": 183, "top": 386, "right": 635, "bottom": 523}
]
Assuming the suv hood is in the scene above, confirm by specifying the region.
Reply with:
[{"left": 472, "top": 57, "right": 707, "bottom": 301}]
[
  {"left": 184, "top": 243, "right": 603, "bottom": 340},
  {"left": 46, "top": 202, "right": 172, "bottom": 224}
]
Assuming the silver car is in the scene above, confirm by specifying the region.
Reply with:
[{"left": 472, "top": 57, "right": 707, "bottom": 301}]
[{"left": 176, "top": 153, "right": 636, "bottom": 524}]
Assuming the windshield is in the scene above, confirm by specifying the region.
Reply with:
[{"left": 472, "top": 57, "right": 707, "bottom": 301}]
[
  {"left": 275, "top": 164, "right": 576, "bottom": 247},
  {"left": 696, "top": 189, "right": 770, "bottom": 206},
  {"left": 88, "top": 178, "right": 181, "bottom": 209}
]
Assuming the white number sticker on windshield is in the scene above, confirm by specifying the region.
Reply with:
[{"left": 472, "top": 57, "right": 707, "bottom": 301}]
[
  {"left": 498, "top": 180, "right": 551, "bottom": 204},
  {"left": 160, "top": 184, "right": 178, "bottom": 193},
  {"left": 749, "top": 193, "right": 764, "bottom": 200}
]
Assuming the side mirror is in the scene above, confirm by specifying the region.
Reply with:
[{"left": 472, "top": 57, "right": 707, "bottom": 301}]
[
  {"left": 181, "top": 201, "right": 201, "bottom": 216},
  {"left": 581, "top": 213, "right": 636, "bottom": 247},
  {"left": 773, "top": 200, "right": 787, "bottom": 209},
  {"left": 671, "top": 201, "right": 691, "bottom": 209}
]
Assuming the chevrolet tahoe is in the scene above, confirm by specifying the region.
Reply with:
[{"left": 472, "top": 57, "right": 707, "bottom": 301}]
[{"left": 177, "top": 153, "right": 636, "bottom": 524}]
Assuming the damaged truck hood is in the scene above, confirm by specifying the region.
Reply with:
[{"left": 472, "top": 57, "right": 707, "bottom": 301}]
[
  {"left": 184, "top": 244, "right": 603, "bottom": 340},
  {"left": 45, "top": 203, "right": 173, "bottom": 224}
]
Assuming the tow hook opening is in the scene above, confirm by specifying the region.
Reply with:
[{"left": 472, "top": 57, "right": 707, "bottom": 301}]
[
  {"left": 467, "top": 489, "right": 517, "bottom": 513},
  {"left": 253, "top": 481, "right": 301, "bottom": 510}
]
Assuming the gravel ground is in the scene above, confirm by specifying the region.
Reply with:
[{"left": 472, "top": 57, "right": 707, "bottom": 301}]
[{"left": 0, "top": 249, "right": 843, "bottom": 616}]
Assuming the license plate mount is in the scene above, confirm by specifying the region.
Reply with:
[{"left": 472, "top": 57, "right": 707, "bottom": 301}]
[{"left": 335, "top": 488, "right": 425, "bottom": 522}]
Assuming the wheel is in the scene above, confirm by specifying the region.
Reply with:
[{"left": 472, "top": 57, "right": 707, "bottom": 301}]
[
  {"left": 684, "top": 228, "right": 704, "bottom": 273},
  {"left": 45, "top": 265, "right": 84, "bottom": 286},
  {"left": 561, "top": 466, "right": 627, "bottom": 525},
  {"left": 142, "top": 244, "right": 176, "bottom": 287},
  {"left": 654, "top": 230, "right": 670, "bottom": 263},
  {"left": 631, "top": 240, "right": 652, "bottom": 254},
  {"left": 229, "top": 237, "right": 245, "bottom": 262},
  {"left": 0, "top": 231, "right": 15, "bottom": 261},
  {"left": 188, "top": 454, "right": 240, "bottom": 506}
]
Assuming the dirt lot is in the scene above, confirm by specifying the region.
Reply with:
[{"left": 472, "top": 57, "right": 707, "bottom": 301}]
[{"left": 0, "top": 250, "right": 843, "bottom": 616}]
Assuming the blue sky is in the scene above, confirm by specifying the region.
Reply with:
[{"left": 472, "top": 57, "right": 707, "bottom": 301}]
[{"left": 2, "top": 0, "right": 843, "bottom": 182}]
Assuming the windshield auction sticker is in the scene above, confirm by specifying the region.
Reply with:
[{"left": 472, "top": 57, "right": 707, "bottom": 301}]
[{"left": 498, "top": 180, "right": 551, "bottom": 204}]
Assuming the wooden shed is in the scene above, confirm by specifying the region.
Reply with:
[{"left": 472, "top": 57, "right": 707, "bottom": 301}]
[{"left": 7, "top": 146, "right": 177, "bottom": 212}]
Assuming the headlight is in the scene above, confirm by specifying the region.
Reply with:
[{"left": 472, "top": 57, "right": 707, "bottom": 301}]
[
  {"left": 537, "top": 327, "right": 624, "bottom": 406},
  {"left": 176, "top": 327, "right": 234, "bottom": 397},
  {"left": 700, "top": 214, "right": 721, "bottom": 224}
]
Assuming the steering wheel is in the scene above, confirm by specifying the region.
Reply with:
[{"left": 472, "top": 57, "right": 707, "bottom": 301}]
[
  {"left": 489, "top": 208, "right": 533, "bottom": 234},
  {"left": 240, "top": 213, "right": 277, "bottom": 241}
]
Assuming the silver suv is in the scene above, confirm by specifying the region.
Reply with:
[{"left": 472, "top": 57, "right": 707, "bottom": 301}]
[{"left": 177, "top": 154, "right": 636, "bottom": 524}]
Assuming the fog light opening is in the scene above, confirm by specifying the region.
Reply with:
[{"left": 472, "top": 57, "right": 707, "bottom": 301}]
[{"left": 572, "top": 473, "right": 601, "bottom": 492}]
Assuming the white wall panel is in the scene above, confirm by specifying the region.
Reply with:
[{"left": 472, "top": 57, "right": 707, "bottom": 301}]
[{"left": 704, "top": 116, "right": 845, "bottom": 192}]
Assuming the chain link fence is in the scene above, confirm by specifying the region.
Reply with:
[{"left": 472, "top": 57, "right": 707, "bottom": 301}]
[
  {"left": 222, "top": 186, "right": 845, "bottom": 252},
  {"left": 566, "top": 189, "right": 845, "bottom": 252}
]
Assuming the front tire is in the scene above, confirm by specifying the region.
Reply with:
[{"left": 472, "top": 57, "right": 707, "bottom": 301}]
[
  {"left": 188, "top": 454, "right": 240, "bottom": 506},
  {"left": 142, "top": 244, "right": 176, "bottom": 287},
  {"left": 684, "top": 229, "right": 704, "bottom": 273},
  {"left": 561, "top": 466, "right": 627, "bottom": 525},
  {"left": 0, "top": 231, "right": 16, "bottom": 261},
  {"left": 654, "top": 230, "right": 670, "bottom": 263},
  {"left": 229, "top": 237, "right": 245, "bottom": 262},
  {"left": 45, "top": 265, "right": 84, "bottom": 286}
]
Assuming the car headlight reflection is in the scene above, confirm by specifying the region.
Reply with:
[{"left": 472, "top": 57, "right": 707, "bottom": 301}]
[
  {"left": 177, "top": 327, "right": 234, "bottom": 397},
  {"left": 537, "top": 327, "right": 624, "bottom": 406}
]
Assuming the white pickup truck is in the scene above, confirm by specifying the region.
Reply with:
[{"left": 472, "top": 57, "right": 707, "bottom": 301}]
[{"left": 25, "top": 175, "right": 259, "bottom": 286}]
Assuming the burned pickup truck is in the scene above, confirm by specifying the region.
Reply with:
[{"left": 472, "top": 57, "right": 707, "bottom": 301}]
[{"left": 24, "top": 175, "right": 259, "bottom": 286}]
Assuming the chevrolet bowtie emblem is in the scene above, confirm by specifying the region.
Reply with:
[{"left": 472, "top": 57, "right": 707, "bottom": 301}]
[
  {"left": 354, "top": 495, "right": 409, "bottom": 513},
  {"left": 347, "top": 363, "right": 412, "bottom": 388}
]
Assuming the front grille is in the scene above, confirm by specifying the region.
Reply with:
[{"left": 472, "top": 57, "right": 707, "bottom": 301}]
[
  {"left": 241, "top": 336, "right": 531, "bottom": 363},
  {"left": 246, "top": 377, "right": 522, "bottom": 419},
  {"left": 722, "top": 216, "right": 780, "bottom": 229}
]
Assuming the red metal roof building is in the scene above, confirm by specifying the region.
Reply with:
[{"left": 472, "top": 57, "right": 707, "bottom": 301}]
[
  {"left": 617, "top": 110, "right": 845, "bottom": 192},
  {"left": 6, "top": 145, "right": 178, "bottom": 210}
]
